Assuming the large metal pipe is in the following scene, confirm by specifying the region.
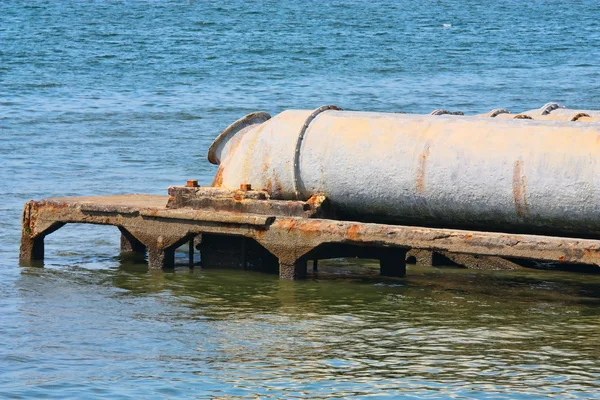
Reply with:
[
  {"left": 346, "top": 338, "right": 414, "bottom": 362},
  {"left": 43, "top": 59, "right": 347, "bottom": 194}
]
[{"left": 208, "top": 107, "right": 600, "bottom": 237}]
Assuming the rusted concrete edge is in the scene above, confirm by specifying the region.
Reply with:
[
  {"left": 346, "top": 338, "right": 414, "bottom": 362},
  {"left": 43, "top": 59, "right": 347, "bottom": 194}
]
[
  {"left": 20, "top": 197, "right": 600, "bottom": 276},
  {"left": 31, "top": 199, "right": 274, "bottom": 227},
  {"left": 263, "top": 219, "right": 600, "bottom": 267}
]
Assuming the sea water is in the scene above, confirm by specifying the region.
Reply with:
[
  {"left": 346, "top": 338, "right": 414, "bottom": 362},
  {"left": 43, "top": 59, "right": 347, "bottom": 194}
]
[{"left": 1, "top": 1, "right": 599, "bottom": 397}]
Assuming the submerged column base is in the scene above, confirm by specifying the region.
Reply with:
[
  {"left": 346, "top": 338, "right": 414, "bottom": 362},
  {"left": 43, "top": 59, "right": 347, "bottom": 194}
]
[
  {"left": 279, "top": 259, "right": 307, "bottom": 280},
  {"left": 19, "top": 234, "right": 45, "bottom": 264},
  {"left": 148, "top": 247, "right": 175, "bottom": 269}
]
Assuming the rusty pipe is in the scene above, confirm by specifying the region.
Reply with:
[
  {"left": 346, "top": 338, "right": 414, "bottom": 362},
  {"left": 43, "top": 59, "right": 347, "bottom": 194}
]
[{"left": 209, "top": 108, "right": 600, "bottom": 236}]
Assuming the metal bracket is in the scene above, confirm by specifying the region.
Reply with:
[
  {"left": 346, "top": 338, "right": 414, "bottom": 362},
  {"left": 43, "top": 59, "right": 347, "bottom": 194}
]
[{"left": 293, "top": 105, "right": 342, "bottom": 200}]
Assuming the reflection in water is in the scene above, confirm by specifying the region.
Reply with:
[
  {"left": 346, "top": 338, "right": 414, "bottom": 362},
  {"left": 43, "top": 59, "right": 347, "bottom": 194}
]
[
  {"left": 4, "top": 226, "right": 600, "bottom": 397},
  {"left": 121, "top": 258, "right": 600, "bottom": 388},
  {"left": 14, "top": 258, "right": 596, "bottom": 397}
]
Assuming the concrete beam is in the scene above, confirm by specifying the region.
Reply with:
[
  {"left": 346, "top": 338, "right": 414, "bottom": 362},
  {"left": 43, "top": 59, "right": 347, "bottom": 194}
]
[{"left": 19, "top": 195, "right": 600, "bottom": 278}]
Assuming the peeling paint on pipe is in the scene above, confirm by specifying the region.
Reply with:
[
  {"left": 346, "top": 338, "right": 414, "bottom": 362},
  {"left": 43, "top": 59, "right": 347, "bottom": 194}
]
[{"left": 209, "top": 108, "right": 600, "bottom": 236}]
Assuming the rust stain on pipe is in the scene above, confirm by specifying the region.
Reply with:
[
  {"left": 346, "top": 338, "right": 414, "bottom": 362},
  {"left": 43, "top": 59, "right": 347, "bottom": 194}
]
[
  {"left": 265, "top": 175, "right": 284, "bottom": 199},
  {"left": 513, "top": 159, "right": 529, "bottom": 217},
  {"left": 416, "top": 144, "right": 430, "bottom": 193},
  {"left": 212, "top": 166, "right": 225, "bottom": 187}
]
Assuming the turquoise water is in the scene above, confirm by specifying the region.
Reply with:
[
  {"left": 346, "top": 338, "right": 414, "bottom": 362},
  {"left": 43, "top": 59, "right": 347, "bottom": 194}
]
[{"left": 2, "top": 1, "right": 600, "bottom": 397}]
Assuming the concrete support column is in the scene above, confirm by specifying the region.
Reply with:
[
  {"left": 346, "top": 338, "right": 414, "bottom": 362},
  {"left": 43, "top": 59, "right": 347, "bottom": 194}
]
[
  {"left": 279, "top": 259, "right": 307, "bottom": 280},
  {"left": 188, "top": 240, "right": 195, "bottom": 267},
  {"left": 379, "top": 248, "right": 408, "bottom": 277},
  {"left": 119, "top": 227, "right": 146, "bottom": 254},
  {"left": 126, "top": 231, "right": 192, "bottom": 270},
  {"left": 19, "top": 233, "right": 45, "bottom": 263},
  {"left": 148, "top": 246, "right": 175, "bottom": 269}
]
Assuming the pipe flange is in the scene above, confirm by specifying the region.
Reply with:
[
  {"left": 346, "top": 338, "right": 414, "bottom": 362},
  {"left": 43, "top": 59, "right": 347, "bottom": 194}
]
[
  {"left": 572, "top": 112, "right": 591, "bottom": 121},
  {"left": 431, "top": 109, "right": 464, "bottom": 116},
  {"left": 293, "top": 105, "right": 342, "bottom": 199},
  {"left": 487, "top": 108, "right": 510, "bottom": 117},
  {"left": 539, "top": 102, "right": 565, "bottom": 115},
  {"left": 208, "top": 111, "right": 271, "bottom": 165}
]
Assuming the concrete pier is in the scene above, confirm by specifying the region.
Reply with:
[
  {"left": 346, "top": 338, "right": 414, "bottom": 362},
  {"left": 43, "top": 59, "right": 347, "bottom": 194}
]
[{"left": 19, "top": 190, "right": 600, "bottom": 279}]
